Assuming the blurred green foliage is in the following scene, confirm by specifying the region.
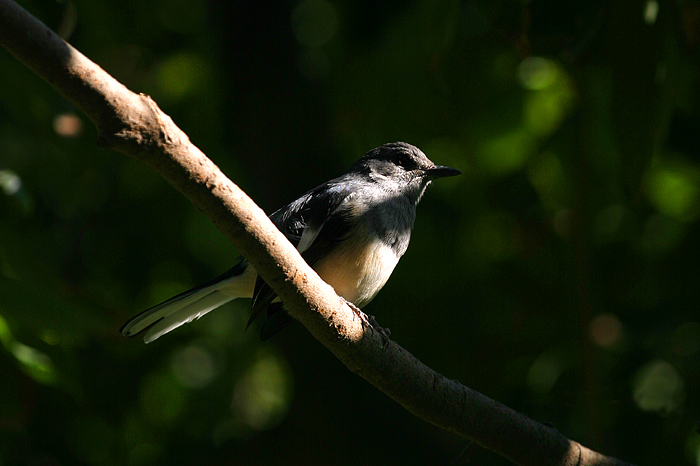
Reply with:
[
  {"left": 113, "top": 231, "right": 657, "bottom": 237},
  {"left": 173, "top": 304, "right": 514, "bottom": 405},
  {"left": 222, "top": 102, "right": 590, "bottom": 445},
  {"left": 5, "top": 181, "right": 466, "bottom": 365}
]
[{"left": 1, "top": 0, "right": 700, "bottom": 464}]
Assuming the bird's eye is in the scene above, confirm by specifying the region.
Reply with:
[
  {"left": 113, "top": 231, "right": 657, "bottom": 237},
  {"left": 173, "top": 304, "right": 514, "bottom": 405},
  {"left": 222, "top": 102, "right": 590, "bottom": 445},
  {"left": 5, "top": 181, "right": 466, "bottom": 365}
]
[{"left": 394, "top": 155, "right": 409, "bottom": 168}]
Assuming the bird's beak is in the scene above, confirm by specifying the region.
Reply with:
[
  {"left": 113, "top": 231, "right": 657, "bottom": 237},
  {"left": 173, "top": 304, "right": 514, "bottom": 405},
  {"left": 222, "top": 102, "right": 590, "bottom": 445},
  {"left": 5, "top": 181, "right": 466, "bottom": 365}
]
[{"left": 426, "top": 165, "right": 461, "bottom": 179}]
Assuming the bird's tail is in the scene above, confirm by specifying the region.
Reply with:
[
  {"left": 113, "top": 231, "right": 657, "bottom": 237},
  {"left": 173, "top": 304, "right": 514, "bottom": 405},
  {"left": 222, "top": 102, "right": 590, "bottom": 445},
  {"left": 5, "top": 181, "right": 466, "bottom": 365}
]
[{"left": 121, "top": 262, "right": 249, "bottom": 343}]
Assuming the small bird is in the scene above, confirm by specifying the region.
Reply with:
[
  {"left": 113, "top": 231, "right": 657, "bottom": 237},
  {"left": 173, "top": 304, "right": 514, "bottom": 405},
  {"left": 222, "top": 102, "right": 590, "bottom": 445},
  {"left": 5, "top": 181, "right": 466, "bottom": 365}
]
[{"left": 121, "top": 142, "right": 460, "bottom": 343}]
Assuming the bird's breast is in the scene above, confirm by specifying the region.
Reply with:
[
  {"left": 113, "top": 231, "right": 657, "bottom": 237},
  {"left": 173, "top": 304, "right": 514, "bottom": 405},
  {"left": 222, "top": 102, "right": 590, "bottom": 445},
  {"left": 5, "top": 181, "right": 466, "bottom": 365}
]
[{"left": 312, "top": 235, "right": 400, "bottom": 308}]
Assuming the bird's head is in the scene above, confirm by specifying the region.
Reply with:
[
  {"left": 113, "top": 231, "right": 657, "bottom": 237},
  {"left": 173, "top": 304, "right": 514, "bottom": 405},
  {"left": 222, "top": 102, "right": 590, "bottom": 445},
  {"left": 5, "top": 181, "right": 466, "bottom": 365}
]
[{"left": 352, "top": 142, "right": 460, "bottom": 202}]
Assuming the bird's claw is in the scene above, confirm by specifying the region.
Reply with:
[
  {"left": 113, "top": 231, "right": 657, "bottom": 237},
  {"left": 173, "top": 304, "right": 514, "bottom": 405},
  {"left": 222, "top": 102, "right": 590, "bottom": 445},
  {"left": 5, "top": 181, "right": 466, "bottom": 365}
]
[{"left": 343, "top": 299, "right": 391, "bottom": 348}]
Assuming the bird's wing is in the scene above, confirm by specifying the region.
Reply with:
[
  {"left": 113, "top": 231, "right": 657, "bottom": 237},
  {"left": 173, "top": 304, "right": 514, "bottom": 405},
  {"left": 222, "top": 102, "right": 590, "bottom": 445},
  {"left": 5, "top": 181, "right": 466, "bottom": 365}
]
[{"left": 246, "top": 180, "right": 356, "bottom": 335}]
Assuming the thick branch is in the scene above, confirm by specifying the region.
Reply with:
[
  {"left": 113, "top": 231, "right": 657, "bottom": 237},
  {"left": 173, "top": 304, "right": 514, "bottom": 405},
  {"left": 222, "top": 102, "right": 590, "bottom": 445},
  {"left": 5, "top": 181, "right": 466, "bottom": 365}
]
[{"left": 0, "top": 1, "right": 632, "bottom": 465}]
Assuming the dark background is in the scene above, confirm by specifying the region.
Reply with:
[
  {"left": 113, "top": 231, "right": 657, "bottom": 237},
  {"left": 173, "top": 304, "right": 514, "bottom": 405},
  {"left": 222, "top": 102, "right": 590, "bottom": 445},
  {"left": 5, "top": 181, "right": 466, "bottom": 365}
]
[{"left": 1, "top": 0, "right": 700, "bottom": 464}]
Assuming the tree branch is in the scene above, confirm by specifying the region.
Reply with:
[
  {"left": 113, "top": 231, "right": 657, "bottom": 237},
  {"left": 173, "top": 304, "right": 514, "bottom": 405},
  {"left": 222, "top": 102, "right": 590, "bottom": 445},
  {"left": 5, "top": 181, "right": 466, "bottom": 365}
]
[{"left": 0, "top": 1, "right": 633, "bottom": 465}]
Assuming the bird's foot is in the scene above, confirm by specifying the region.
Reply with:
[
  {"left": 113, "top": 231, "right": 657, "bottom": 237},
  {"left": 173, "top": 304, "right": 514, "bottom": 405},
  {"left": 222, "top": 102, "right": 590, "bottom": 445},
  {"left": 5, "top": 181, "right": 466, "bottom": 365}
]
[{"left": 343, "top": 299, "right": 391, "bottom": 348}]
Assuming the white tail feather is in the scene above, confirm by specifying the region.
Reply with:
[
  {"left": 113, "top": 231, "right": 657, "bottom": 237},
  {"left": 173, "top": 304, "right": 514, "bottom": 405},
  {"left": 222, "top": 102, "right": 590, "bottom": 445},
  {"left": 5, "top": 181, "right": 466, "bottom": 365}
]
[
  {"left": 121, "top": 286, "right": 216, "bottom": 337},
  {"left": 143, "top": 291, "right": 235, "bottom": 343},
  {"left": 121, "top": 264, "right": 257, "bottom": 343}
]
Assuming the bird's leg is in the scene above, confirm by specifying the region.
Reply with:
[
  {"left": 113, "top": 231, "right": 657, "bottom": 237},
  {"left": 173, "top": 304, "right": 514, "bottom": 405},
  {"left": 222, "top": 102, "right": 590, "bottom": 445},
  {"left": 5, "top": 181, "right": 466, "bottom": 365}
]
[{"left": 342, "top": 298, "right": 391, "bottom": 347}]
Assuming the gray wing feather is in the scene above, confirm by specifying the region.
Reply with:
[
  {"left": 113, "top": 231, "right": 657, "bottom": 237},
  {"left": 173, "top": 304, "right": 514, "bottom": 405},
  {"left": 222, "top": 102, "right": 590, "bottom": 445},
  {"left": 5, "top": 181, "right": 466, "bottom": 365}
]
[{"left": 246, "top": 179, "right": 356, "bottom": 334}]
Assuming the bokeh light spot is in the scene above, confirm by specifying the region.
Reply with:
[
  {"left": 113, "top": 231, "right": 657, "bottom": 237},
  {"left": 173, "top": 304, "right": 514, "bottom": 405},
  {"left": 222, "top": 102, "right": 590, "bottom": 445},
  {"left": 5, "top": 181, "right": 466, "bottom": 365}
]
[
  {"left": 518, "top": 57, "right": 558, "bottom": 91},
  {"left": 232, "top": 349, "right": 292, "bottom": 430},
  {"left": 527, "top": 351, "right": 564, "bottom": 395},
  {"left": 524, "top": 90, "right": 572, "bottom": 137},
  {"left": 0, "top": 170, "right": 21, "bottom": 195},
  {"left": 476, "top": 129, "right": 534, "bottom": 174},
  {"left": 520, "top": 58, "right": 575, "bottom": 137},
  {"left": 644, "top": 0, "right": 659, "bottom": 25},
  {"left": 646, "top": 167, "right": 700, "bottom": 222},
  {"left": 0, "top": 170, "right": 33, "bottom": 213},
  {"left": 0, "top": 315, "right": 56, "bottom": 384},
  {"left": 12, "top": 343, "right": 55, "bottom": 384},
  {"left": 632, "top": 359, "right": 684, "bottom": 414},
  {"left": 155, "top": 52, "right": 211, "bottom": 101},
  {"left": 589, "top": 313, "right": 624, "bottom": 347},
  {"left": 53, "top": 113, "right": 83, "bottom": 138},
  {"left": 171, "top": 344, "right": 220, "bottom": 389}
]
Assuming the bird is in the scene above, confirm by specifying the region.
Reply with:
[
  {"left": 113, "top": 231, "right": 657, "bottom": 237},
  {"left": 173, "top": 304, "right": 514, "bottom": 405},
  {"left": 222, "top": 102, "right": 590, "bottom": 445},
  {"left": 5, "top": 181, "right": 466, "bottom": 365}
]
[{"left": 120, "top": 142, "right": 460, "bottom": 343}]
